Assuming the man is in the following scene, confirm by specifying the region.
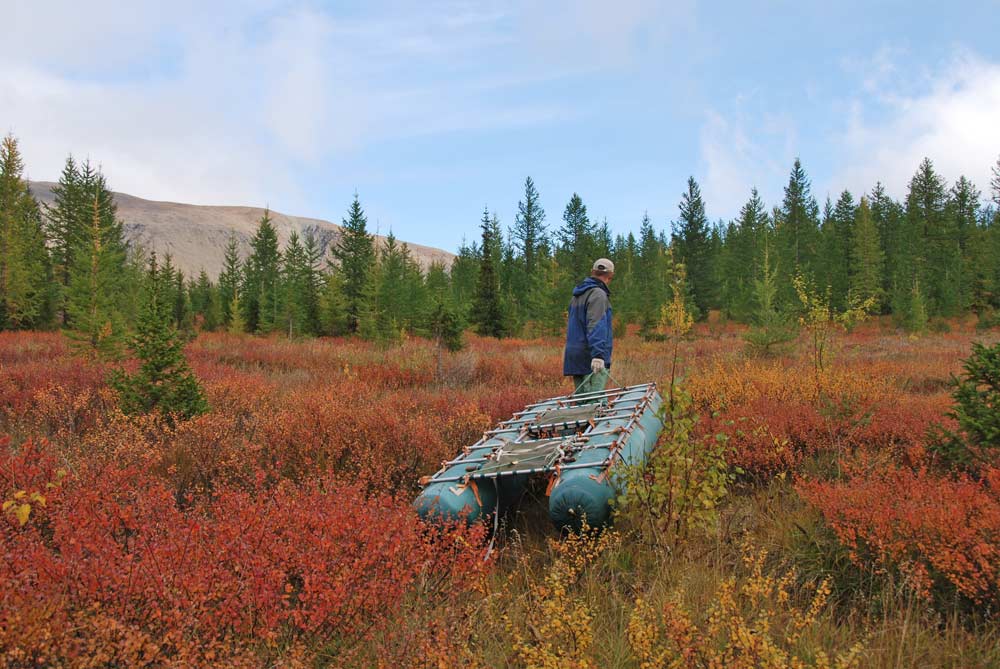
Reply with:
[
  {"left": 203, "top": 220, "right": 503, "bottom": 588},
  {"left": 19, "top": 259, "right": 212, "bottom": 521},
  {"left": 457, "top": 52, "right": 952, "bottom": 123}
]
[{"left": 563, "top": 258, "right": 614, "bottom": 392}]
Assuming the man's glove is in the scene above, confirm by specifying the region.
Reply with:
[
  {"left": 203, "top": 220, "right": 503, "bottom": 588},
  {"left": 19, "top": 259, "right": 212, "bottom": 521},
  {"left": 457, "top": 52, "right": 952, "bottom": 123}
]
[{"left": 591, "top": 358, "right": 606, "bottom": 374}]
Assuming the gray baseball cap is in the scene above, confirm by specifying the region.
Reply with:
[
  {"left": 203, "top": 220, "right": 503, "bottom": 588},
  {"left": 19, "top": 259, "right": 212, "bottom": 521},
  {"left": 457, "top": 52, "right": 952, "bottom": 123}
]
[{"left": 592, "top": 258, "right": 615, "bottom": 273}]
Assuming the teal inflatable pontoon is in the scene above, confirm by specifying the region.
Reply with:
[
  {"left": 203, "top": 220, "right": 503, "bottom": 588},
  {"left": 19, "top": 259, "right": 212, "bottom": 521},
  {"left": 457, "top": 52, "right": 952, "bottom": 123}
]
[{"left": 413, "top": 380, "right": 664, "bottom": 531}]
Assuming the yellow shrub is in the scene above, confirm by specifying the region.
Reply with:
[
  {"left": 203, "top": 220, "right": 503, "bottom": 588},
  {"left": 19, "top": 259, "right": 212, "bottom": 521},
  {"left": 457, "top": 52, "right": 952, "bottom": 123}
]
[
  {"left": 627, "top": 540, "right": 864, "bottom": 669},
  {"left": 507, "top": 527, "right": 621, "bottom": 669}
]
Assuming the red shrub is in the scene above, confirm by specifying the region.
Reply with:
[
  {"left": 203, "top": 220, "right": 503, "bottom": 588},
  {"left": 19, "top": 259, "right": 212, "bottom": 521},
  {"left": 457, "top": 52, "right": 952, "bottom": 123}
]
[
  {"left": 798, "top": 458, "right": 1000, "bottom": 604},
  {"left": 1, "top": 438, "right": 487, "bottom": 666}
]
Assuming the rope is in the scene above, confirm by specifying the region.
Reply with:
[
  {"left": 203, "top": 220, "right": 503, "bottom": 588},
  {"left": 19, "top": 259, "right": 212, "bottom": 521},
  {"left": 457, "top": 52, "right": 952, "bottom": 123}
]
[{"left": 574, "top": 369, "right": 626, "bottom": 394}]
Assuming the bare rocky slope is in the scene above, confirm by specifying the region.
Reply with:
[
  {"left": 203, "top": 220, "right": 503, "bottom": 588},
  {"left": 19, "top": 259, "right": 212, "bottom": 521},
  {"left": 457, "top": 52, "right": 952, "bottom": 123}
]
[{"left": 30, "top": 181, "right": 454, "bottom": 280}]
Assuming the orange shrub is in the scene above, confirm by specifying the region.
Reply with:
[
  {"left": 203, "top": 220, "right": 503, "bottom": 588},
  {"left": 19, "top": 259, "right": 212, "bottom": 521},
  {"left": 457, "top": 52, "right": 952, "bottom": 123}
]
[{"left": 798, "top": 458, "right": 1000, "bottom": 604}]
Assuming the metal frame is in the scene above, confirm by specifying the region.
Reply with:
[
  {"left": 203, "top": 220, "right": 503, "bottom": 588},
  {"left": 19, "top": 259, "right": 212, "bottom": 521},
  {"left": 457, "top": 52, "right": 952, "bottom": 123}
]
[{"left": 420, "top": 383, "right": 659, "bottom": 486}]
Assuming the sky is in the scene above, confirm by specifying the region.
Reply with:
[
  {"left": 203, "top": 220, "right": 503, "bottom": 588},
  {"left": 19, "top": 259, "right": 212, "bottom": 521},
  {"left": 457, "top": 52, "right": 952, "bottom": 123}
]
[{"left": 5, "top": 0, "right": 1000, "bottom": 252}]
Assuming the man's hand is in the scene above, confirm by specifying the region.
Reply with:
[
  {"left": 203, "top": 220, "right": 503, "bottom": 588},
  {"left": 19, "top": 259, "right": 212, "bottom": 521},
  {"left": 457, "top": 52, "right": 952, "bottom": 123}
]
[{"left": 591, "top": 358, "right": 606, "bottom": 374}]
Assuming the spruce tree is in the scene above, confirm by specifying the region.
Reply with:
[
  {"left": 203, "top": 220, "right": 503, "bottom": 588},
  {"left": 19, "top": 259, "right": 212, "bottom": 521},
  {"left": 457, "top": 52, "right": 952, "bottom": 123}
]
[
  {"left": 319, "top": 269, "right": 350, "bottom": 336},
  {"left": 241, "top": 209, "right": 281, "bottom": 333},
  {"left": 113, "top": 253, "right": 207, "bottom": 422},
  {"left": 775, "top": 158, "right": 821, "bottom": 306},
  {"left": 723, "top": 188, "right": 769, "bottom": 320},
  {"left": 672, "top": 177, "right": 713, "bottom": 318},
  {"left": 610, "top": 232, "right": 638, "bottom": 323},
  {"left": 280, "top": 231, "right": 310, "bottom": 337},
  {"left": 301, "top": 232, "right": 323, "bottom": 334},
  {"left": 190, "top": 270, "right": 221, "bottom": 331},
  {"left": 329, "top": 194, "right": 375, "bottom": 333},
  {"left": 949, "top": 176, "right": 981, "bottom": 312},
  {"left": 869, "top": 182, "right": 903, "bottom": 314},
  {"left": 450, "top": 239, "right": 479, "bottom": 312},
  {"left": 374, "top": 231, "right": 408, "bottom": 334},
  {"left": 636, "top": 213, "right": 668, "bottom": 335},
  {"left": 513, "top": 176, "right": 547, "bottom": 278},
  {"left": 0, "top": 135, "right": 51, "bottom": 330},
  {"left": 556, "top": 193, "right": 596, "bottom": 284},
  {"left": 823, "top": 190, "right": 856, "bottom": 311},
  {"left": 400, "top": 241, "right": 429, "bottom": 333},
  {"left": 281, "top": 230, "right": 306, "bottom": 339},
  {"left": 425, "top": 261, "right": 451, "bottom": 305},
  {"left": 471, "top": 207, "right": 507, "bottom": 338},
  {"left": 44, "top": 156, "right": 84, "bottom": 323},
  {"left": 906, "top": 158, "right": 960, "bottom": 317},
  {"left": 173, "top": 270, "right": 195, "bottom": 337}
]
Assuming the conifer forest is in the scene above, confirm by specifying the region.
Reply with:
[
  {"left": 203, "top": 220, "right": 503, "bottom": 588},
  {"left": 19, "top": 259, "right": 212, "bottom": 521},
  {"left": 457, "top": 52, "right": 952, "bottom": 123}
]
[{"left": 3, "top": 128, "right": 1000, "bottom": 667}]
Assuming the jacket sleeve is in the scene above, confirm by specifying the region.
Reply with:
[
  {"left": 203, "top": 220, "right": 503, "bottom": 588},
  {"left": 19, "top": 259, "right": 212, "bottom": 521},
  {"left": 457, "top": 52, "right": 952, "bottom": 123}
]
[{"left": 584, "top": 289, "right": 612, "bottom": 362}]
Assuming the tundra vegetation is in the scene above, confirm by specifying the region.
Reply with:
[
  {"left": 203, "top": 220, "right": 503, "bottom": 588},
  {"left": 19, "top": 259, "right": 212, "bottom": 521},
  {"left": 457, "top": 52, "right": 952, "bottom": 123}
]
[{"left": 2, "top": 134, "right": 1000, "bottom": 666}]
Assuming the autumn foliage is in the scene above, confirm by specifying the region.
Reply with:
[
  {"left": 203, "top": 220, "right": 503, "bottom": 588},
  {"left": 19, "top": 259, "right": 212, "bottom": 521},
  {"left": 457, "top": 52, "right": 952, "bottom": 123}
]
[{"left": 2, "top": 323, "right": 999, "bottom": 665}]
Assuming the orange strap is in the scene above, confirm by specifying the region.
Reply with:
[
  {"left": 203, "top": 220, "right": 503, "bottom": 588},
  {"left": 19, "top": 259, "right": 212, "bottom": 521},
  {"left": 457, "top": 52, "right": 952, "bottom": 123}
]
[{"left": 545, "top": 465, "right": 562, "bottom": 496}]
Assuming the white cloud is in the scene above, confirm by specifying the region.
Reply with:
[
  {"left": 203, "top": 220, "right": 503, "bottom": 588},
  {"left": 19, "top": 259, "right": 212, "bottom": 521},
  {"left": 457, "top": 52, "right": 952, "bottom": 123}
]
[
  {"left": 520, "top": 0, "right": 696, "bottom": 70},
  {"left": 2, "top": 1, "right": 600, "bottom": 208},
  {"left": 698, "top": 108, "right": 797, "bottom": 219},
  {"left": 833, "top": 52, "right": 1000, "bottom": 199}
]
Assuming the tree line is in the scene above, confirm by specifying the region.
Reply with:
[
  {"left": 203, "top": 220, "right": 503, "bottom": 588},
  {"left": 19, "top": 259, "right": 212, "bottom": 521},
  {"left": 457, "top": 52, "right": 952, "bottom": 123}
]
[{"left": 2, "top": 132, "right": 1000, "bottom": 350}]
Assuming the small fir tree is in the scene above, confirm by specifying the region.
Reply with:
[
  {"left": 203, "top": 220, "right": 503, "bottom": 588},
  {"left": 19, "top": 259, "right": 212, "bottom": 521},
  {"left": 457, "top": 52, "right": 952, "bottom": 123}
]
[
  {"left": 930, "top": 341, "right": 1000, "bottom": 469},
  {"left": 849, "top": 196, "right": 884, "bottom": 308},
  {"left": 113, "top": 254, "right": 208, "bottom": 422}
]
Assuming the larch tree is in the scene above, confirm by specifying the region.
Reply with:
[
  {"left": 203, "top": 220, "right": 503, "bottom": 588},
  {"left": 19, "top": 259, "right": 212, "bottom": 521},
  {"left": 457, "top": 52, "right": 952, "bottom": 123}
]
[
  {"left": 849, "top": 196, "right": 884, "bottom": 306},
  {"left": 65, "top": 172, "right": 127, "bottom": 356},
  {"left": 0, "top": 135, "right": 51, "bottom": 330}
]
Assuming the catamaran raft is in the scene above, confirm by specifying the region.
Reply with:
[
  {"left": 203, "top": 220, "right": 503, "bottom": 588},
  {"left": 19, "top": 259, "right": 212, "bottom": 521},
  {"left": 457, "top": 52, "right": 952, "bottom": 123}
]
[{"left": 414, "top": 380, "right": 664, "bottom": 531}]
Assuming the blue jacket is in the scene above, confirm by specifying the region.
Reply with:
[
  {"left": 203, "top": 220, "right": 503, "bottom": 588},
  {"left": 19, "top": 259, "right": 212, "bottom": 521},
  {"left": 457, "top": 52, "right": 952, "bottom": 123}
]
[{"left": 563, "top": 277, "right": 613, "bottom": 376}]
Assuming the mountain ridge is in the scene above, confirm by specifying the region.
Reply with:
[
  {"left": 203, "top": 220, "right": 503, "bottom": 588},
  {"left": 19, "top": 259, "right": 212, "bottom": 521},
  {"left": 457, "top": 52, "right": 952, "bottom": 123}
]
[{"left": 29, "top": 181, "right": 455, "bottom": 280}]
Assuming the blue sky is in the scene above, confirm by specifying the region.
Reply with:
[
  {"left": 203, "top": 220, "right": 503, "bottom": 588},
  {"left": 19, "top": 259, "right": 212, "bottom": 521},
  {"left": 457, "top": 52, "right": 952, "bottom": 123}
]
[{"left": 6, "top": 1, "right": 1000, "bottom": 251}]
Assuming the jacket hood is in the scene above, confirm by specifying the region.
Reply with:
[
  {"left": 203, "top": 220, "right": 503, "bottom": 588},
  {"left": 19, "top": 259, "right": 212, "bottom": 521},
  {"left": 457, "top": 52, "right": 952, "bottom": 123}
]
[{"left": 572, "top": 277, "right": 610, "bottom": 297}]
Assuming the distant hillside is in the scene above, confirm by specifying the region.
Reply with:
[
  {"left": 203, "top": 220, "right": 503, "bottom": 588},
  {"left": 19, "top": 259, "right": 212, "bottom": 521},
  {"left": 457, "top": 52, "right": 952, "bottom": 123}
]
[{"left": 29, "top": 181, "right": 454, "bottom": 280}]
